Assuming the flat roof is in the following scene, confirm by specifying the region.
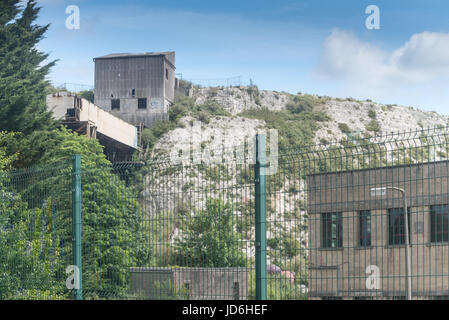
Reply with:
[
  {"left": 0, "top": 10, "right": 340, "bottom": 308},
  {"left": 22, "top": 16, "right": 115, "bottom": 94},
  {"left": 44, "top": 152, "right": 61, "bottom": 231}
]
[
  {"left": 93, "top": 52, "right": 174, "bottom": 60},
  {"left": 307, "top": 159, "right": 449, "bottom": 177}
]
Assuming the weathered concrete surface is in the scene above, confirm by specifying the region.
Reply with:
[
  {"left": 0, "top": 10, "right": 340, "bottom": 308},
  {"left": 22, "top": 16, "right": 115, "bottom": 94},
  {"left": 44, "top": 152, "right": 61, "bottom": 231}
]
[
  {"left": 129, "top": 267, "right": 250, "bottom": 300},
  {"left": 47, "top": 92, "right": 138, "bottom": 149}
]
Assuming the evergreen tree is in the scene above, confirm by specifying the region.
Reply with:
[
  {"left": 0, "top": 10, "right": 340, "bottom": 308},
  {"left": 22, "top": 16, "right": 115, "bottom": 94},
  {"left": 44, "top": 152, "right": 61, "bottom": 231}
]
[{"left": 0, "top": 0, "right": 58, "bottom": 167}]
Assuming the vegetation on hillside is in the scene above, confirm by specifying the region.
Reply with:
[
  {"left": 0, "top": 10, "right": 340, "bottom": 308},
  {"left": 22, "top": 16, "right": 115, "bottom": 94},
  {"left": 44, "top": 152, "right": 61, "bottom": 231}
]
[
  {"left": 239, "top": 94, "right": 330, "bottom": 152},
  {"left": 140, "top": 95, "right": 231, "bottom": 154}
]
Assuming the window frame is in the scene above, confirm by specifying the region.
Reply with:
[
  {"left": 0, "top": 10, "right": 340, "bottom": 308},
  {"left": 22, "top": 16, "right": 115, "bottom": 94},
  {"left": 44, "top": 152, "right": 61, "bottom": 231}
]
[
  {"left": 358, "top": 210, "right": 372, "bottom": 247},
  {"left": 321, "top": 212, "right": 343, "bottom": 249},
  {"left": 137, "top": 98, "right": 147, "bottom": 110},
  {"left": 111, "top": 99, "right": 120, "bottom": 110},
  {"left": 430, "top": 204, "right": 449, "bottom": 243},
  {"left": 388, "top": 207, "right": 411, "bottom": 246}
]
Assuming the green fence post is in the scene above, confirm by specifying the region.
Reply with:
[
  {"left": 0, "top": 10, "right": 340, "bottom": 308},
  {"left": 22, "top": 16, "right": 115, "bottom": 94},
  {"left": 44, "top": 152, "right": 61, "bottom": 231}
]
[
  {"left": 255, "top": 134, "right": 267, "bottom": 300},
  {"left": 72, "top": 154, "right": 82, "bottom": 300}
]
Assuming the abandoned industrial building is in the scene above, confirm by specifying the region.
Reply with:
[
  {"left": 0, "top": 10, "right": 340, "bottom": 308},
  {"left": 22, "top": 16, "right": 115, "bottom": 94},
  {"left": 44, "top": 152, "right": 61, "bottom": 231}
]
[
  {"left": 46, "top": 91, "right": 138, "bottom": 160},
  {"left": 93, "top": 51, "right": 176, "bottom": 128},
  {"left": 46, "top": 51, "right": 179, "bottom": 160},
  {"left": 307, "top": 160, "right": 449, "bottom": 300}
]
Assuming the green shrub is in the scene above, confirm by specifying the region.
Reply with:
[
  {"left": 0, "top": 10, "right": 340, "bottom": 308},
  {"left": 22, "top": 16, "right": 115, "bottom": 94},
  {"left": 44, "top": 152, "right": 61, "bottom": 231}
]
[
  {"left": 286, "top": 95, "right": 315, "bottom": 114},
  {"left": 153, "top": 279, "right": 190, "bottom": 300},
  {"left": 365, "top": 120, "right": 380, "bottom": 133},
  {"left": 141, "top": 128, "right": 156, "bottom": 149},
  {"left": 368, "top": 109, "right": 376, "bottom": 119},
  {"left": 247, "top": 270, "right": 307, "bottom": 300},
  {"left": 174, "top": 198, "right": 246, "bottom": 267},
  {"left": 78, "top": 90, "right": 94, "bottom": 103},
  {"left": 197, "top": 111, "right": 210, "bottom": 124},
  {"left": 338, "top": 123, "right": 351, "bottom": 134}
]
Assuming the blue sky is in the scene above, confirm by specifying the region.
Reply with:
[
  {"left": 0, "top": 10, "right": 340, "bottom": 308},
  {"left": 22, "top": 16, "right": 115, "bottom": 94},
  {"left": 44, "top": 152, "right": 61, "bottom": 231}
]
[{"left": 31, "top": 0, "right": 449, "bottom": 114}]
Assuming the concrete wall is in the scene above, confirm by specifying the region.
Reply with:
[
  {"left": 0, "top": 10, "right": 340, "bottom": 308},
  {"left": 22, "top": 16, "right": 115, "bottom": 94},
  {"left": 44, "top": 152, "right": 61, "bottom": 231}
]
[
  {"left": 307, "top": 161, "right": 449, "bottom": 299},
  {"left": 46, "top": 92, "right": 75, "bottom": 120},
  {"left": 94, "top": 53, "right": 175, "bottom": 127},
  {"left": 129, "top": 267, "right": 249, "bottom": 300},
  {"left": 46, "top": 92, "right": 138, "bottom": 149},
  {"left": 163, "top": 57, "right": 175, "bottom": 104},
  {"left": 78, "top": 97, "right": 138, "bottom": 149}
]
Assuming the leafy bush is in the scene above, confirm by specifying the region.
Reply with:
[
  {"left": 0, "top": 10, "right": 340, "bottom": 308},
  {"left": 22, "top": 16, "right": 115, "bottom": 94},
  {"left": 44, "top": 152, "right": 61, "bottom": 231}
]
[
  {"left": 247, "top": 270, "right": 307, "bottom": 300},
  {"left": 169, "top": 96, "right": 194, "bottom": 122},
  {"left": 141, "top": 128, "right": 156, "bottom": 149},
  {"left": 285, "top": 95, "right": 315, "bottom": 114},
  {"left": 174, "top": 198, "right": 246, "bottom": 267},
  {"left": 78, "top": 90, "right": 94, "bottom": 103},
  {"left": 338, "top": 123, "right": 351, "bottom": 134},
  {"left": 153, "top": 278, "right": 190, "bottom": 300},
  {"left": 240, "top": 106, "right": 329, "bottom": 153},
  {"left": 197, "top": 111, "right": 210, "bottom": 124},
  {"left": 3, "top": 129, "right": 152, "bottom": 299},
  {"left": 0, "top": 186, "right": 68, "bottom": 299},
  {"left": 365, "top": 120, "right": 380, "bottom": 133},
  {"left": 368, "top": 109, "right": 376, "bottom": 119}
]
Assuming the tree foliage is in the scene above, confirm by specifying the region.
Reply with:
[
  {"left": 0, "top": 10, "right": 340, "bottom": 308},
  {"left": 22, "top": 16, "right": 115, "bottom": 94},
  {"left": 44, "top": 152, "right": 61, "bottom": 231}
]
[
  {"left": 0, "top": 129, "right": 151, "bottom": 299},
  {"left": 78, "top": 90, "right": 94, "bottom": 103},
  {"left": 175, "top": 198, "right": 246, "bottom": 267},
  {"left": 0, "top": 0, "right": 58, "bottom": 167}
]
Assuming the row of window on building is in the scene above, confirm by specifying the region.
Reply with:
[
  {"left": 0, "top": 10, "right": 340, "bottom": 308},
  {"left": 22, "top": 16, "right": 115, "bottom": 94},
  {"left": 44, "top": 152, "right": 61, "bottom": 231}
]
[
  {"left": 321, "top": 204, "right": 449, "bottom": 249},
  {"left": 110, "top": 98, "right": 148, "bottom": 110}
]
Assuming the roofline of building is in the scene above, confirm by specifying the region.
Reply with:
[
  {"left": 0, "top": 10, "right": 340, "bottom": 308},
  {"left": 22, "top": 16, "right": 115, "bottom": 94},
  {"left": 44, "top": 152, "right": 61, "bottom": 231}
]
[
  {"left": 93, "top": 52, "right": 176, "bottom": 69},
  {"left": 307, "top": 159, "right": 449, "bottom": 178}
]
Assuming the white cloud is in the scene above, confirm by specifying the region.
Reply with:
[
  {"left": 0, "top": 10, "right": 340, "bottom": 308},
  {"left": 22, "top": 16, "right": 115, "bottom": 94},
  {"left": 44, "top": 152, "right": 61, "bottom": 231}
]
[
  {"left": 391, "top": 32, "right": 449, "bottom": 77},
  {"left": 314, "top": 29, "right": 449, "bottom": 113}
]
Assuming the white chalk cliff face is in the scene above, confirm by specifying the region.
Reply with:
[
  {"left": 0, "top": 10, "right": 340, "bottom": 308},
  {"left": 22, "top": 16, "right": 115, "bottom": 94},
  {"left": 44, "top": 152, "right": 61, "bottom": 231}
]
[
  {"left": 147, "top": 86, "right": 449, "bottom": 261},
  {"left": 156, "top": 86, "right": 448, "bottom": 155}
]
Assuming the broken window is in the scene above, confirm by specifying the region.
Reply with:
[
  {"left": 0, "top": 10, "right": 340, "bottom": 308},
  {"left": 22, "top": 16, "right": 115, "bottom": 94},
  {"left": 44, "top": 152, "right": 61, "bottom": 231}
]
[
  {"left": 138, "top": 98, "right": 147, "bottom": 109},
  {"left": 111, "top": 99, "right": 120, "bottom": 110}
]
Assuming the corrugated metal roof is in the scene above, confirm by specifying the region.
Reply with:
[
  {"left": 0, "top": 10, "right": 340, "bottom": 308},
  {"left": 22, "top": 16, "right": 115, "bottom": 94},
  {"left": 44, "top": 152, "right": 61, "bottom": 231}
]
[{"left": 94, "top": 52, "right": 174, "bottom": 60}]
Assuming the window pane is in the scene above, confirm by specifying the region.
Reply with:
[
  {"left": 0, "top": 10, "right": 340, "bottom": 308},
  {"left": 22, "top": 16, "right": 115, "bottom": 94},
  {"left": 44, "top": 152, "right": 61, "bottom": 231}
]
[
  {"left": 138, "top": 98, "right": 147, "bottom": 109},
  {"left": 430, "top": 205, "right": 449, "bottom": 243},
  {"left": 322, "top": 212, "right": 342, "bottom": 248},
  {"left": 111, "top": 99, "right": 120, "bottom": 110},
  {"left": 388, "top": 208, "right": 410, "bottom": 245},
  {"left": 359, "top": 210, "right": 371, "bottom": 247}
]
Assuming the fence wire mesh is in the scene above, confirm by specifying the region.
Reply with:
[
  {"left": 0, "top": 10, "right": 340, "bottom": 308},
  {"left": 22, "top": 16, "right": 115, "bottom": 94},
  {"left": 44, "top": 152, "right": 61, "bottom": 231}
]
[
  {"left": 1, "top": 127, "right": 449, "bottom": 299},
  {"left": 0, "top": 161, "right": 73, "bottom": 299}
]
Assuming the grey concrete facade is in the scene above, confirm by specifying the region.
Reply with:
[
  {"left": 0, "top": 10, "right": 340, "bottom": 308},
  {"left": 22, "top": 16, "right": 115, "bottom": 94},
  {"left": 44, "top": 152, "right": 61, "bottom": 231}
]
[
  {"left": 129, "top": 267, "right": 249, "bottom": 300},
  {"left": 93, "top": 52, "right": 175, "bottom": 128},
  {"left": 46, "top": 91, "right": 138, "bottom": 160},
  {"left": 307, "top": 161, "right": 449, "bottom": 300}
]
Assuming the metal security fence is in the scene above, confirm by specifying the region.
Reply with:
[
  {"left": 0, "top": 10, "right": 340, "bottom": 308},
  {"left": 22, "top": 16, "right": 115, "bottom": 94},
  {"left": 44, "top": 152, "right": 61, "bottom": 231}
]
[
  {"left": 0, "top": 160, "right": 73, "bottom": 299},
  {"left": 303, "top": 127, "right": 449, "bottom": 300},
  {"left": 2, "top": 127, "right": 449, "bottom": 300}
]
